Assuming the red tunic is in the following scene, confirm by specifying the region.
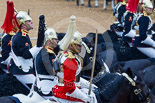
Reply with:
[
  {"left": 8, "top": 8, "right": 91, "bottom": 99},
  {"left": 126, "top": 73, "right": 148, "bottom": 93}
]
[{"left": 52, "top": 57, "right": 83, "bottom": 102}]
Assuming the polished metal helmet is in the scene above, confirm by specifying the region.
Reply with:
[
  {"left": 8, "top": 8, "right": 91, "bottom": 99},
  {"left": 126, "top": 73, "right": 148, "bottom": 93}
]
[
  {"left": 16, "top": 11, "right": 32, "bottom": 28},
  {"left": 71, "top": 31, "right": 83, "bottom": 45},
  {"left": 142, "top": 0, "right": 153, "bottom": 14},
  {"left": 70, "top": 31, "right": 83, "bottom": 53},
  {"left": 71, "top": 31, "right": 90, "bottom": 54},
  {"left": 44, "top": 27, "right": 58, "bottom": 45}
]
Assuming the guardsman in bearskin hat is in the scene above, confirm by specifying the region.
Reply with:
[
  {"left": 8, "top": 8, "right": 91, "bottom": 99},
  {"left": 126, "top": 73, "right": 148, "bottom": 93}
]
[
  {"left": 134, "top": 0, "right": 155, "bottom": 58},
  {"left": 121, "top": 0, "right": 140, "bottom": 42},
  {"left": 51, "top": 15, "right": 97, "bottom": 103},
  {"left": 30, "top": 27, "right": 59, "bottom": 99},
  {"left": 0, "top": 0, "right": 17, "bottom": 72},
  {"left": 8, "top": 3, "right": 42, "bottom": 89}
]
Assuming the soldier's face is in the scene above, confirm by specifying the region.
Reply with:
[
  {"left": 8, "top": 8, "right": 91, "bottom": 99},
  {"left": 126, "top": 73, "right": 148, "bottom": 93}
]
[
  {"left": 25, "top": 20, "right": 33, "bottom": 30},
  {"left": 75, "top": 44, "right": 82, "bottom": 53},
  {"left": 48, "top": 38, "right": 58, "bottom": 48},
  {"left": 146, "top": 7, "right": 153, "bottom": 14}
]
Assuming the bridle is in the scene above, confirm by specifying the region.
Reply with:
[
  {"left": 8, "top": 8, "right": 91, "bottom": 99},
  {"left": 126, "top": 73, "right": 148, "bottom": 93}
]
[{"left": 117, "top": 72, "right": 150, "bottom": 103}]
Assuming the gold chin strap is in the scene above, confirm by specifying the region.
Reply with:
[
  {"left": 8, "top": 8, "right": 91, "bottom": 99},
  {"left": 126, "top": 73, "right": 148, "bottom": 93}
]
[
  {"left": 122, "top": 1, "right": 126, "bottom": 5},
  {"left": 9, "top": 31, "right": 15, "bottom": 35},
  {"left": 82, "top": 42, "right": 91, "bottom": 54},
  {"left": 50, "top": 39, "right": 57, "bottom": 46},
  {"left": 153, "top": 8, "right": 155, "bottom": 13},
  {"left": 71, "top": 43, "right": 80, "bottom": 54},
  {"left": 24, "top": 22, "right": 33, "bottom": 30}
]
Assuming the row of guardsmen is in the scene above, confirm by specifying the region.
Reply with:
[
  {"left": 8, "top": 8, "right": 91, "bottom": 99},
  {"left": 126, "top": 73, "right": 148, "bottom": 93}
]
[
  {"left": 0, "top": 0, "right": 97, "bottom": 103},
  {"left": 111, "top": 0, "right": 155, "bottom": 58}
]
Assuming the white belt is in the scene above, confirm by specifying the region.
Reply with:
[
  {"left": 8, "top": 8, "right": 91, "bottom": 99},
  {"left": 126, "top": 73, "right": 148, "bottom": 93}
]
[
  {"left": 36, "top": 75, "right": 58, "bottom": 95},
  {"left": 57, "top": 82, "right": 81, "bottom": 87},
  {"left": 38, "top": 74, "right": 58, "bottom": 80}
]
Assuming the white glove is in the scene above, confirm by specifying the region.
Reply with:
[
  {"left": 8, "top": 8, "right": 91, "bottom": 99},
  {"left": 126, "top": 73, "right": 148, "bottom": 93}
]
[
  {"left": 80, "top": 77, "right": 98, "bottom": 91},
  {"left": 88, "top": 95, "right": 97, "bottom": 103},
  {"left": 80, "top": 88, "right": 97, "bottom": 103},
  {"left": 66, "top": 87, "right": 90, "bottom": 103},
  {"left": 29, "top": 45, "right": 42, "bottom": 58}
]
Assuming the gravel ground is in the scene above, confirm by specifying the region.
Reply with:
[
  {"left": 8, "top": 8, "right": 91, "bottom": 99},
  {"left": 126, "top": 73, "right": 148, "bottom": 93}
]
[{"left": 0, "top": 0, "right": 154, "bottom": 45}]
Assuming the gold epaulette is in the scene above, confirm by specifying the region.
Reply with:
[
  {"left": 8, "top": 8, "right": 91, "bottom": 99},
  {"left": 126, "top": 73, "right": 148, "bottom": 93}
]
[
  {"left": 64, "top": 51, "right": 75, "bottom": 59},
  {"left": 121, "top": 1, "right": 126, "bottom": 5},
  {"left": 47, "top": 49, "right": 56, "bottom": 55},
  {"left": 9, "top": 31, "right": 15, "bottom": 35},
  {"left": 21, "top": 29, "right": 28, "bottom": 36},
  {"left": 45, "top": 46, "right": 56, "bottom": 56}
]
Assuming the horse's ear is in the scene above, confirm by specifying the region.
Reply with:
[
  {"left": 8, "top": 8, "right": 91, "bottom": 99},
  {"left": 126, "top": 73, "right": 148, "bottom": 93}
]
[{"left": 126, "top": 68, "right": 133, "bottom": 77}]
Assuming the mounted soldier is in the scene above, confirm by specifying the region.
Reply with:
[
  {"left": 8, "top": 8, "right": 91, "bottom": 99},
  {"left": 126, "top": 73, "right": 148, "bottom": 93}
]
[
  {"left": 122, "top": 0, "right": 139, "bottom": 43},
  {"left": 1, "top": 16, "right": 58, "bottom": 103},
  {"left": 51, "top": 15, "right": 97, "bottom": 103},
  {"left": 111, "top": 0, "right": 127, "bottom": 36},
  {"left": 0, "top": 0, "right": 17, "bottom": 73},
  {"left": 134, "top": 0, "right": 155, "bottom": 58},
  {"left": 31, "top": 27, "right": 59, "bottom": 99},
  {"left": 8, "top": 7, "right": 42, "bottom": 89}
]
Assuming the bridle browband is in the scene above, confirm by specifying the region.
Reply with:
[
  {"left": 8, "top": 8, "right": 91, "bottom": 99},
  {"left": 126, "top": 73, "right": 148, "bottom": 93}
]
[{"left": 117, "top": 72, "right": 150, "bottom": 103}]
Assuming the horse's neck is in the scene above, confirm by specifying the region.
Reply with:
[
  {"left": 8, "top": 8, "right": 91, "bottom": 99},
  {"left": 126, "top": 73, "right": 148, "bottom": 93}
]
[{"left": 111, "top": 77, "right": 132, "bottom": 103}]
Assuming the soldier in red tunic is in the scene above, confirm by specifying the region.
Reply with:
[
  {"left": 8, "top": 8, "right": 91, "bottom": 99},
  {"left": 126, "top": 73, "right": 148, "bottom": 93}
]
[{"left": 52, "top": 15, "right": 97, "bottom": 103}]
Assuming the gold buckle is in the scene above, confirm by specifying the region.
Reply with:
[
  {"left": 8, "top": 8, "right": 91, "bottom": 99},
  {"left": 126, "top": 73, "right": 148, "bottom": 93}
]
[{"left": 134, "top": 89, "right": 142, "bottom": 95}]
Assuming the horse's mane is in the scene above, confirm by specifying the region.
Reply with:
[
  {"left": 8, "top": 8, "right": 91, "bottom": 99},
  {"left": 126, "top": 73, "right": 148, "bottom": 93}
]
[
  {"left": 0, "top": 73, "right": 29, "bottom": 96},
  {"left": 93, "top": 73, "right": 124, "bottom": 101}
]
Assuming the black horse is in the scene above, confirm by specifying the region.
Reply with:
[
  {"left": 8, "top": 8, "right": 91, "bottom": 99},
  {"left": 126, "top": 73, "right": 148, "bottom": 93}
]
[
  {"left": 110, "top": 58, "right": 154, "bottom": 73},
  {"left": 93, "top": 68, "right": 150, "bottom": 103},
  {"left": 109, "top": 58, "right": 155, "bottom": 89},
  {"left": 0, "top": 68, "right": 151, "bottom": 103},
  {"left": 143, "top": 65, "right": 155, "bottom": 89},
  {"left": 0, "top": 73, "right": 29, "bottom": 97}
]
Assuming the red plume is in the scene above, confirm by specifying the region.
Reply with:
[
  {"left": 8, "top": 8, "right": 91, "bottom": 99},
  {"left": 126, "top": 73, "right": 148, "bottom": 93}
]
[
  {"left": 127, "top": 0, "right": 139, "bottom": 13},
  {"left": 1, "top": 0, "right": 15, "bottom": 34}
]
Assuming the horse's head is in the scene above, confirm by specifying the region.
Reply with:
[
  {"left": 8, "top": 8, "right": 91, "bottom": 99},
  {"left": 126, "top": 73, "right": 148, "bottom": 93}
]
[
  {"left": 80, "top": 36, "right": 107, "bottom": 79},
  {"left": 125, "top": 68, "right": 150, "bottom": 103}
]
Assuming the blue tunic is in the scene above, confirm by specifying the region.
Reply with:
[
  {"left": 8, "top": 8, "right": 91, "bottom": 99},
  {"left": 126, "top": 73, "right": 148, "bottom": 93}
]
[
  {"left": 34, "top": 47, "right": 56, "bottom": 96},
  {"left": 1, "top": 34, "right": 13, "bottom": 60},
  {"left": 9, "top": 30, "right": 34, "bottom": 74},
  {"left": 35, "top": 47, "right": 56, "bottom": 75},
  {"left": 134, "top": 14, "right": 150, "bottom": 47}
]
